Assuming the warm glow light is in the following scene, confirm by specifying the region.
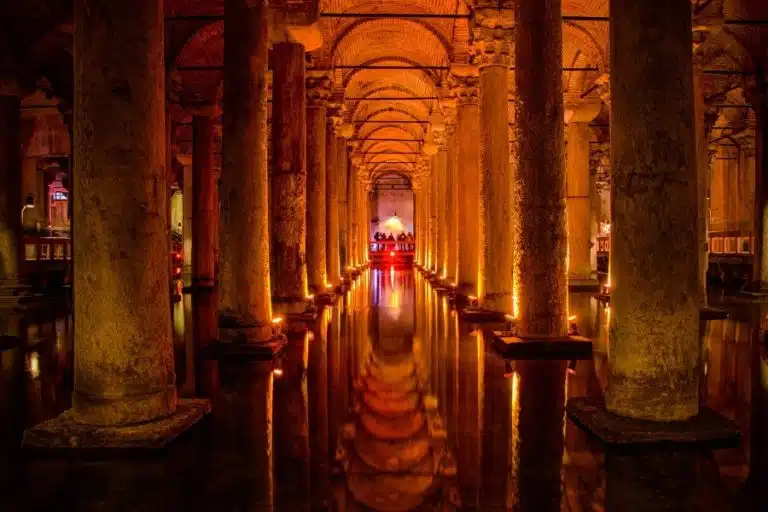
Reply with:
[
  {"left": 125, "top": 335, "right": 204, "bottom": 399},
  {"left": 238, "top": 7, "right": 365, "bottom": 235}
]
[
  {"left": 505, "top": 314, "right": 516, "bottom": 322},
  {"left": 273, "top": 368, "right": 284, "bottom": 377},
  {"left": 307, "top": 332, "right": 315, "bottom": 342},
  {"left": 390, "top": 251, "right": 395, "bottom": 256},
  {"left": 271, "top": 317, "right": 283, "bottom": 324},
  {"left": 568, "top": 315, "right": 577, "bottom": 321},
  {"left": 27, "top": 352, "right": 40, "bottom": 379},
  {"left": 325, "top": 284, "right": 333, "bottom": 290},
  {"left": 306, "top": 294, "right": 315, "bottom": 301}
]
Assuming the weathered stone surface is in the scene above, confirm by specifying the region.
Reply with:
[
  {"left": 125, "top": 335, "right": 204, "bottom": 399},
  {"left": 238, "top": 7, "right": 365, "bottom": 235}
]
[
  {"left": 192, "top": 113, "right": 216, "bottom": 288},
  {"left": 515, "top": 0, "right": 568, "bottom": 339},
  {"left": 23, "top": 399, "right": 211, "bottom": 449},
  {"left": 71, "top": 0, "right": 177, "bottom": 426},
  {"left": 607, "top": 0, "right": 701, "bottom": 421},
  {"left": 326, "top": 130, "right": 341, "bottom": 286},
  {"left": 0, "top": 95, "right": 20, "bottom": 278},
  {"left": 271, "top": 41, "right": 309, "bottom": 307},
  {"left": 478, "top": 63, "right": 512, "bottom": 313},
  {"left": 306, "top": 81, "right": 328, "bottom": 292},
  {"left": 565, "top": 121, "right": 593, "bottom": 281},
  {"left": 219, "top": 0, "right": 272, "bottom": 341}
]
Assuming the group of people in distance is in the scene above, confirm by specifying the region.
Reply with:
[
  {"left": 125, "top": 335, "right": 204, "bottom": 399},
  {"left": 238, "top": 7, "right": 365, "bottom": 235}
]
[{"left": 371, "top": 231, "right": 415, "bottom": 252}]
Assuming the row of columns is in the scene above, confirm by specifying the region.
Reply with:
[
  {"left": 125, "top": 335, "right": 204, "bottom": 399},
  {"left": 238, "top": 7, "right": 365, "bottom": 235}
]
[
  {"left": 42, "top": 0, "right": 370, "bottom": 431},
  {"left": 413, "top": 0, "right": 706, "bottom": 421}
]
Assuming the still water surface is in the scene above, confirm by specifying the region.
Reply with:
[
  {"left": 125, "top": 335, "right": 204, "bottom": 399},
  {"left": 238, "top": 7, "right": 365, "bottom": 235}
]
[{"left": 0, "top": 269, "right": 765, "bottom": 510}]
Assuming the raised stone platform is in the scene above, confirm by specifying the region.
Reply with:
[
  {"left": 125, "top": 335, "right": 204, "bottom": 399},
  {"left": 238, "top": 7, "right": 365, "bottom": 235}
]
[
  {"left": 566, "top": 397, "right": 741, "bottom": 449},
  {"left": 491, "top": 333, "right": 593, "bottom": 360},
  {"left": 202, "top": 334, "right": 287, "bottom": 360},
  {"left": 23, "top": 399, "right": 211, "bottom": 450},
  {"left": 568, "top": 278, "right": 601, "bottom": 292},
  {"left": 460, "top": 307, "right": 505, "bottom": 323}
]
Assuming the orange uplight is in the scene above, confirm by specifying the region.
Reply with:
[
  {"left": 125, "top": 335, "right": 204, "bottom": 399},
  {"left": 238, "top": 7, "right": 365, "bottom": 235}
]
[
  {"left": 273, "top": 368, "right": 284, "bottom": 377},
  {"left": 568, "top": 315, "right": 577, "bottom": 321},
  {"left": 390, "top": 251, "right": 395, "bottom": 257},
  {"left": 271, "top": 317, "right": 283, "bottom": 324}
]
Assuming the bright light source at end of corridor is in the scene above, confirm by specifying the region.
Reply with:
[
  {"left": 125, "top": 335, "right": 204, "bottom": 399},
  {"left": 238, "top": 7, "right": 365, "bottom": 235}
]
[
  {"left": 273, "top": 368, "right": 284, "bottom": 377},
  {"left": 271, "top": 317, "right": 283, "bottom": 324},
  {"left": 568, "top": 315, "right": 577, "bottom": 321}
]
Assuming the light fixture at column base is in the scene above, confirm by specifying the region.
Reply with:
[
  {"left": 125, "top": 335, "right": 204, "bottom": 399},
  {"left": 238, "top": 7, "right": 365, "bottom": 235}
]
[
  {"left": 22, "top": 399, "right": 211, "bottom": 450},
  {"left": 566, "top": 397, "right": 741, "bottom": 450}
]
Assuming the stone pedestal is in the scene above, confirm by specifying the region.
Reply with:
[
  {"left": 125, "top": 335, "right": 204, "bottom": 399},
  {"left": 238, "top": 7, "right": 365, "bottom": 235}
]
[
  {"left": 454, "top": 77, "right": 481, "bottom": 297},
  {"left": 565, "top": 122, "right": 593, "bottom": 283},
  {"left": 219, "top": 0, "right": 273, "bottom": 342},
  {"left": 192, "top": 110, "right": 217, "bottom": 288},
  {"left": 606, "top": 0, "right": 701, "bottom": 420},
  {"left": 306, "top": 76, "right": 330, "bottom": 293},
  {"left": 515, "top": 0, "right": 568, "bottom": 338},
  {"left": 0, "top": 94, "right": 21, "bottom": 279},
  {"left": 326, "top": 124, "right": 341, "bottom": 287},
  {"left": 478, "top": 63, "right": 512, "bottom": 312},
  {"left": 24, "top": 0, "right": 210, "bottom": 446},
  {"left": 271, "top": 41, "right": 309, "bottom": 312}
]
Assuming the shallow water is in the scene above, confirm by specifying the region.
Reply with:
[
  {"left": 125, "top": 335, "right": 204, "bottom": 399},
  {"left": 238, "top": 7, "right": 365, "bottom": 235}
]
[{"left": 0, "top": 269, "right": 765, "bottom": 511}]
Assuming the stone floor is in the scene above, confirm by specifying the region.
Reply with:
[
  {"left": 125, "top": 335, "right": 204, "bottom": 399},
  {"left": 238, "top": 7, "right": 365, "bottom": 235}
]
[{"left": 0, "top": 269, "right": 765, "bottom": 511}]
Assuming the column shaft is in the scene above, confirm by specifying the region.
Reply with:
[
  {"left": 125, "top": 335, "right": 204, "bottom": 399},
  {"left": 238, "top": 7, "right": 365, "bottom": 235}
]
[
  {"left": 72, "top": 0, "right": 176, "bottom": 424},
  {"left": 182, "top": 162, "right": 193, "bottom": 287},
  {"left": 478, "top": 64, "right": 512, "bottom": 311},
  {"left": 565, "top": 122, "right": 592, "bottom": 281},
  {"left": 753, "top": 66, "right": 768, "bottom": 286},
  {"left": 446, "top": 128, "right": 459, "bottom": 282},
  {"left": 515, "top": 0, "right": 567, "bottom": 336},
  {"left": 271, "top": 41, "right": 308, "bottom": 306},
  {"left": 456, "top": 94, "right": 481, "bottom": 295},
  {"left": 192, "top": 114, "right": 216, "bottom": 287},
  {"left": 306, "top": 96, "right": 327, "bottom": 292},
  {"left": 348, "top": 170, "right": 358, "bottom": 267},
  {"left": 436, "top": 148, "right": 448, "bottom": 277},
  {"left": 0, "top": 95, "right": 21, "bottom": 278},
  {"left": 219, "top": 0, "right": 272, "bottom": 339},
  {"left": 608, "top": 0, "right": 700, "bottom": 420},
  {"left": 338, "top": 144, "right": 348, "bottom": 269},
  {"left": 326, "top": 130, "right": 340, "bottom": 286}
]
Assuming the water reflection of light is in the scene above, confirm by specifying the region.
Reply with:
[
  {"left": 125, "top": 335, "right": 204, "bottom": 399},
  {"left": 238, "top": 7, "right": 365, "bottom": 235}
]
[{"left": 27, "top": 352, "right": 40, "bottom": 379}]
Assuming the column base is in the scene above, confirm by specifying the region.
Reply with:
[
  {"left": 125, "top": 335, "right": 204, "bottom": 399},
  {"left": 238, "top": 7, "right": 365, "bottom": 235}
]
[
  {"left": 459, "top": 306, "right": 506, "bottom": 323},
  {"left": 211, "top": 313, "right": 287, "bottom": 360},
  {"left": 491, "top": 333, "right": 592, "bottom": 360},
  {"left": 566, "top": 397, "right": 741, "bottom": 450},
  {"left": 568, "top": 277, "right": 601, "bottom": 292},
  {"left": 22, "top": 399, "right": 211, "bottom": 450}
]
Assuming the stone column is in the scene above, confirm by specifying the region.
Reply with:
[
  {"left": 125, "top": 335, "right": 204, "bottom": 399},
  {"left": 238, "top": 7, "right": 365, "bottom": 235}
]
[
  {"left": 0, "top": 91, "right": 21, "bottom": 278},
  {"left": 514, "top": 0, "right": 568, "bottom": 337},
  {"left": 347, "top": 162, "right": 358, "bottom": 268},
  {"left": 219, "top": 0, "right": 272, "bottom": 341},
  {"left": 434, "top": 144, "right": 448, "bottom": 277},
  {"left": 453, "top": 75, "right": 481, "bottom": 296},
  {"left": 326, "top": 114, "right": 342, "bottom": 287},
  {"left": 444, "top": 112, "right": 459, "bottom": 283},
  {"left": 471, "top": 5, "right": 514, "bottom": 312},
  {"left": 338, "top": 142, "right": 349, "bottom": 270},
  {"left": 180, "top": 156, "right": 193, "bottom": 287},
  {"left": 191, "top": 107, "right": 218, "bottom": 288},
  {"left": 429, "top": 157, "right": 437, "bottom": 271},
  {"left": 271, "top": 41, "right": 308, "bottom": 310},
  {"left": 71, "top": 0, "right": 177, "bottom": 425},
  {"left": 752, "top": 66, "right": 768, "bottom": 287},
  {"left": 565, "top": 121, "right": 593, "bottom": 283},
  {"left": 608, "top": 0, "right": 700, "bottom": 420},
  {"left": 306, "top": 75, "right": 330, "bottom": 293}
]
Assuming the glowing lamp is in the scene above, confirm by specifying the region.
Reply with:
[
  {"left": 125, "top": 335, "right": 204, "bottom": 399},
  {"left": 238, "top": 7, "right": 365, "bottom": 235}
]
[
  {"left": 271, "top": 317, "right": 283, "bottom": 325},
  {"left": 306, "top": 294, "right": 315, "bottom": 300},
  {"left": 504, "top": 314, "right": 515, "bottom": 322},
  {"left": 325, "top": 284, "right": 333, "bottom": 290},
  {"left": 390, "top": 251, "right": 395, "bottom": 257},
  {"left": 568, "top": 315, "right": 577, "bottom": 321},
  {"left": 273, "top": 368, "right": 284, "bottom": 377}
]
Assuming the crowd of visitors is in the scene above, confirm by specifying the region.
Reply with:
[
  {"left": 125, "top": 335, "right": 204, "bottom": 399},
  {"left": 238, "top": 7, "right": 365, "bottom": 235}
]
[{"left": 371, "top": 231, "right": 415, "bottom": 251}]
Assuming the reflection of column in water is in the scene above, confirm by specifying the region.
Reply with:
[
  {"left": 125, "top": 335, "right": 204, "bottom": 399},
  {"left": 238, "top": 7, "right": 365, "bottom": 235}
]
[
  {"left": 479, "top": 340, "right": 511, "bottom": 510},
  {"left": 446, "top": 307, "right": 459, "bottom": 449},
  {"left": 514, "top": 361, "right": 567, "bottom": 512},
  {"left": 328, "top": 305, "right": 344, "bottom": 462},
  {"left": 309, "top": 308, "right": 330, "bottom": 507},
  {"left": 429, "top": 290, "right": 438, "bottom": 395},
  {"left": 274, "top": 333, "right": 310, "bottom": 508},
  {"left": 438, "top": 295, "right": 449, "bottom": 418},
  {"left": 457, "top": 322, "right": 484, "bottom": 509},
  {"left": 749, "top": 327, "right": 768, "bottom": 509}
]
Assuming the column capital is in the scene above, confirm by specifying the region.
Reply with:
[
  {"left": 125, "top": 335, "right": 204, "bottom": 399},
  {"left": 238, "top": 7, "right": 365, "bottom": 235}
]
[
  {"left": 449, "top": 74, "right": 480, "bottom": 106},
  {"left": 469, "top": 1, "right": 514, "bottom": 69},
  {"left": 306, "top": 73, "right": 332, "bottom": 107}
]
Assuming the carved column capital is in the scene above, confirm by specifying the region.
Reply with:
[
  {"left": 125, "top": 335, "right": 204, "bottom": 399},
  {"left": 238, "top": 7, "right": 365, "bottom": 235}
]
[
  {"left": 449, "top": 74, "right": 480, "bottom": 106},
  {"left": 469, "top": 2, "right": 514, "bottom": 68},
  {"left": 306, "top": 74, "right": 332, "bottom": 107}
]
